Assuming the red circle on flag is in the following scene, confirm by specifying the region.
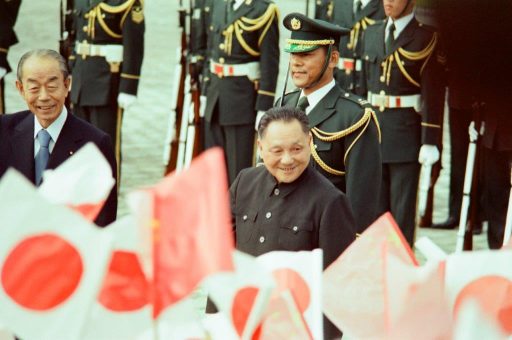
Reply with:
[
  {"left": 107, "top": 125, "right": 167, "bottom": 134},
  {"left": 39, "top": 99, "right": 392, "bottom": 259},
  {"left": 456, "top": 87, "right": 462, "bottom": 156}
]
[
  {"left": 454, "top": 275, "right": 512, "bottom": 334},
  {"left": 231, "top": 286, "right": 260, "bottom": 336},
  {"left": 98, "top": 250, "right": 149, "bottom": 311},
  {"left": 272, "top": 268, "right": 311, "bottom": 313},
  {"left": 1, "top": 234, "right": 83, "bottom": 310}
]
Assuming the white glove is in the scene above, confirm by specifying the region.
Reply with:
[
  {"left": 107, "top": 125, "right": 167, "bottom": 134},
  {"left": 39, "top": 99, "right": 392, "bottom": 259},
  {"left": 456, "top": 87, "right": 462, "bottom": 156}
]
[
  {"left": 255, "top": 110, "right": 265, "bottom": 131},
  {"left": 199, "top": 95, "right": 207, "bottom": 118},
  {"left": 117, "top": 93, "right": 137, "bottom": 109},
  {"left": 418, "top": 144, "right": 440, "bottom": 165},
  {"left": 0, "top": 67, "right": 6, "bottom": 80},
  {"left": 468, "top": 121, "right": 485, "bottom": 142}
]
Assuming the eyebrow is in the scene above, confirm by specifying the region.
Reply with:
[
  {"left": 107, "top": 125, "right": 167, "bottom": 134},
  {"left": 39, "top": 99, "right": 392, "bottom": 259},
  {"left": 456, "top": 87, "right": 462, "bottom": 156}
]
[{"left": 25, "top": 76, "right": 60, "bottom": 84}]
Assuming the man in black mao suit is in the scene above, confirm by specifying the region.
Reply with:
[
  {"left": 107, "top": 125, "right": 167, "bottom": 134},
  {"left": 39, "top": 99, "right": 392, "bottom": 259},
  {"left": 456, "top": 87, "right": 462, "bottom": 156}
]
[
  {"left": 279, "top": 13, "right": 382, "bottom": 233},
  {"left": 0, "top": 49, "right": 117, "bottom": 227},
  {"left": 361, "top": 0, "right": 445, "bottom": 245},
  {"left": 319, "top": 0, "right": 385, "bottom": 96},
  {"left": 0, "top": 0, "right": 22, "bottom": 114},
  {"left": 232, "top": 106, "right": 356, "bottom": 339},
  {"left": 201, "top": 0, "right": 280, "bottom": 184}
]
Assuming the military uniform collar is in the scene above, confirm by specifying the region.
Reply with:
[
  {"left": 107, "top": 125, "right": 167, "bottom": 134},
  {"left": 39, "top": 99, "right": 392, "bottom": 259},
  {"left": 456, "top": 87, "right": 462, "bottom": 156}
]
[
  {"left": 300, "top": 79, "right": 336, "bottom": 114},
  {"left": 386, "top": 12, "right": 414, "bottom": 40},
  {"left": 263, "top": 163, "right": 313, "bottom": 198}
]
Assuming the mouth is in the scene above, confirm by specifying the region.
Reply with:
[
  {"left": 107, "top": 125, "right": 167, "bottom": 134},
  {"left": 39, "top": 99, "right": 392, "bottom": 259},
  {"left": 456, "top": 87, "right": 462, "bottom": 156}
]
[
  {"left": 292, "top": 71, "right": 306, "bottom": 78},
  {"left": 37, "top": 104, "right": 55, "bottom": 112},
  {"left": 279, "top": 166, "right": 296, "bottom": 173}
]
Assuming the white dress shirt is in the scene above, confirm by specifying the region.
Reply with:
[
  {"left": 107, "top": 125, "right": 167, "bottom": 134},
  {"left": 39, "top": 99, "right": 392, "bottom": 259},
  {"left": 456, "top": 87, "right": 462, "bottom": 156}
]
[
  {"left": 33, "top": 107, "right": 67, "bottom": 157},
  {"left": 385, "top": 12, "right": 414, "bottom": 41},
  {"left": 298, "top": 79, "right": 336, "bottom": 115}
]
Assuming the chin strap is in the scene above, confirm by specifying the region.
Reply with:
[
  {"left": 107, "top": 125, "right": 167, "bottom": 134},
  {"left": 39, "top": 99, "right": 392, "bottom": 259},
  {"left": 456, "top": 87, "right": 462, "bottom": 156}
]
[{"left": 304, "top": 43, "right": 333, "bottom": 90}]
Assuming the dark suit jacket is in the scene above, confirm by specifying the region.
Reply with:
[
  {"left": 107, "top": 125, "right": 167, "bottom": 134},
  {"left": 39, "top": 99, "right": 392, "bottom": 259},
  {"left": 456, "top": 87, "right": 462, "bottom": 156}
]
[
  {"left": 0, "top": 111, "right": 117, "bottom": 226},
  {"left": 280, "top": 86, "right": 382, "bottom": 232}
]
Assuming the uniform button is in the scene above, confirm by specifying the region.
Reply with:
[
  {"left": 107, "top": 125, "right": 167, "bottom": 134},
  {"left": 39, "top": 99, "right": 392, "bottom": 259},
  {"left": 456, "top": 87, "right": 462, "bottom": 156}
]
[
  {"left": 83, "top": 26, "right": 88, "bottom": 32},
  {"left": 243, "top": 214, "right": 248, "bottom": 221},
  {"left": 205, "top": 6, "right": 210, "bottom": 12},
  {"left": 314, "top": 144, "right": 318, "bottom": 149},
  {"left": 265, "top": 212, "right": 272, "bottom": 219},
  {"left": 219, "top": 43, "right": 225, "bottom": 49},
  {"left": 209, "top": 25, "right": 213, "bottom": 31},
  {"left": 274, "top": 188, "right": 280, "bottom": 196},
  {"left": 219, "top": 57, "right": 225, "bottom": 64},
  {"left": 292, "top": 226, "right": 298, "bottom": 232},
  {"left": 259, "top": 236, "right": 265, "bottom": 243},
  {"left": 365, "top": 55, "right": 369, "bottom": 60},
  {"left": 344, "top": 93, "right": 350, "bottom": 97},
  {"left": 84, "top": 13, "right": 89, "bottom": 18}
]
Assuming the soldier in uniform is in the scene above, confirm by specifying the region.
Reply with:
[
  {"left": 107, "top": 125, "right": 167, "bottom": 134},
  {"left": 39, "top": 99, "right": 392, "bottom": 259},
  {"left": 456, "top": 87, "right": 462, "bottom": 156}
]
[
  {"left": 69, "top": 0, "right": 145, "bottom": 176},
  {"left": 321, "top": 0, "right": 386, "bottom": 96},
  {"left": 201, "top": 0, "right": 280, "bottom": 185},
  {"left": 233, "top": 106, "right": 355, "bottom": 339},
  {"left": 0, "top": 0, "right": 22, "bottom": 114},
  {"left": 315, "top": 0, "right": 333, "bottom": 21},
  {"left": 361, "top": 0, "right": 445, "bottom": 245},
  {"left": 279, "top": 13, "right": 382, "bottom": 233}
]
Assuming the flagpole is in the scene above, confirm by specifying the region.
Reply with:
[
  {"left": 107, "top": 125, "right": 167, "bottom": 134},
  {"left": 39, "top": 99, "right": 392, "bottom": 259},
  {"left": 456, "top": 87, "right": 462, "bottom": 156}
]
[{"left": 502, "top": 164, "right": 512, "bottom": 247}]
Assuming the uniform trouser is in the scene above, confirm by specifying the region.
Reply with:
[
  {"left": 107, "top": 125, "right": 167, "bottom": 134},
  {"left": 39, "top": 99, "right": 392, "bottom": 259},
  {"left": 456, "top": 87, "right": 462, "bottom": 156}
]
[
  {"left": 73, "top": 102, "right": 123, "bottom": 179},
  {"left": 483, "top": 147, "right": 512, "bottom": 249},
  {"left": 379, "top": 162, "right": 421, "bottom": 246},
  {"left": 0, "top": 78, "right": 5, "bottom": 114},
  {"left": 204, "top": 115, "right": 254, "bottom": 185},
  {"left": 448, "top": 107, "right": 485, "bottom": 222}
]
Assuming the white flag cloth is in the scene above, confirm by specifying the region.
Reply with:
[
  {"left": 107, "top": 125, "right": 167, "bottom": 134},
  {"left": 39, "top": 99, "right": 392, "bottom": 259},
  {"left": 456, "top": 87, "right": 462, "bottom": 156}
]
[
  {"left": 453, "top": 299, "right": 507, "bottom": 340},
  {"left": 83, "top": 216, "right": 152, "bottom": 340},
  {"left": 38, "top": 142, "right": 115, "bottom": 221},
  {"left": 203, "top": 250, "right": 275, "bottom": 339},
  {"left": 445, "top": 250, "right": 512, "bottom": 335},
  {"left": 256, "top": 249, "right": 323, "bottom": 340},
  {"left": 0, "top": 169, "right": 112, "bottom": 340}
]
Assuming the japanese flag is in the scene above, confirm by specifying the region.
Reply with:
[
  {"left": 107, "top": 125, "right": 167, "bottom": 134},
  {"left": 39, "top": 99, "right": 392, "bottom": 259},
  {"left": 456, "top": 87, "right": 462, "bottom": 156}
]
[
  {"left": 256, "top": 249, "right": 322, "bottom": 340},
  {"left": 0, "top": 169, "right": 112, "bottom": 340},
  {"left": 203, "top": 250, "right": 275, "bottom": 339},
  {"left": 38, "top": 142, "right": 115, "bottom": 221},
  {"left": 82, "top": 216, "right": 152, "bottom": 340},
  {"left": 445, "top": 250, "right": 512, "bottom": 335}
]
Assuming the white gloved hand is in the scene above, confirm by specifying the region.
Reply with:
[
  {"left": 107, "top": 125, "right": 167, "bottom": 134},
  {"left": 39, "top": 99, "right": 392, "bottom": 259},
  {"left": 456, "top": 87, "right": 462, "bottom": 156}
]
[
  {"left": 255, "top": 110, "right": 265, "bottom": 131},
  {"left": 418, "top": 144, "right": 440, "bottom": 165},
  {"left": 0, "top": 67, "right": 7, "bottom": 79},
  {"left": 468, "top": 121, "right": 478, "bottom": 142},
  {"left": 117, "top": 93, "right": 137, "bottom": 109},
  {"left": 199, "top": 95, "right": 207, "bottom": 118}
]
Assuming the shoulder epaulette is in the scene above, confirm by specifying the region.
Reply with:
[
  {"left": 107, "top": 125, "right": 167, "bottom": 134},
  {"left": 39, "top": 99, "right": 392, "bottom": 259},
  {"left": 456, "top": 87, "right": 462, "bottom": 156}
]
[{"left": 340, "top": 90, "right": 372, "bottom": 109}]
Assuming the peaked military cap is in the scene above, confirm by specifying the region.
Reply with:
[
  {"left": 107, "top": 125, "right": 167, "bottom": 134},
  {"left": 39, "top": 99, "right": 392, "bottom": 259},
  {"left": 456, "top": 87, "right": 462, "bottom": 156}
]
[{"left": 283, "top": 12, "right": 350, "bottom": 53}]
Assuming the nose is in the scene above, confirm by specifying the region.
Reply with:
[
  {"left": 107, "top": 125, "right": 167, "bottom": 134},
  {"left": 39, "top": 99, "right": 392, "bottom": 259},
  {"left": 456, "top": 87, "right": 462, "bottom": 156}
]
[
  {"left": 281, "top": 151, "right": 294, "bottom": 165},
  {"left": 38, "top": 87, "right": 50, "bottom": 100},
  {"left": 290, "top": 54, "right": 302, "bottom": 67}
]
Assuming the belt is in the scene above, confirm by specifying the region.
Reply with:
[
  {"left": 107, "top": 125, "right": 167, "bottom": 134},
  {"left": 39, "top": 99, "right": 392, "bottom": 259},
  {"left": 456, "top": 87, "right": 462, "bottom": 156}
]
[
  {"left": 337, "top": 58, "right": 362, "bottom": 72},
  {"left": 368, "top": 91, "right": 421, "bottom": 112},
  {"left": 75, "top": 41, "right": 123, "bottom": 62},
  {"left": 209, "top": 61, "right": 260, "bottom": 80}
]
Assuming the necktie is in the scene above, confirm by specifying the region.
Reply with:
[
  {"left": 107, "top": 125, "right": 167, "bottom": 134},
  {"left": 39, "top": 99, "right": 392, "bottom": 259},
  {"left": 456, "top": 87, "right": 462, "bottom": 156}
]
[
  {"left": 296, "top": 96, "right": 310, "bottom": 112},
  {"left": 35, "top": 129, "right": 51, "bottom": 185},
  {"left": 385, "top": 22, "right": 396, "bottom": 54}
]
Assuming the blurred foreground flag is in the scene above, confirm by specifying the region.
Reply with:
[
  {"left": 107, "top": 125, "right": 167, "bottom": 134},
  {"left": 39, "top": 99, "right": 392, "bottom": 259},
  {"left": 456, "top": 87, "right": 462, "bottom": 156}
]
[
  {"left": 83, "top": 216, "right": 151, "bottom": 340},
  {"left": 445, "top": 250, "right": 512, "bottom": 336},
  {"left": 257, "top": 250, "right": 322, "bottom": 339},
  {"left": 38, "top": 142, "right": 115, "bottom": 221},
  {"left": 323, "top": 213, "right": 417, "bottom": 338},
  {"left": 151, "top": 148, "right": 234, "bottom": 318},
  {"left": 203, "top": 251, "right": 275, "bottom": 340},
  {"left": 0, "top": 170, "right": 112, "bottom": 340},
  {"left": 453, "top": 299, "right": 507, "bottom": 340}
]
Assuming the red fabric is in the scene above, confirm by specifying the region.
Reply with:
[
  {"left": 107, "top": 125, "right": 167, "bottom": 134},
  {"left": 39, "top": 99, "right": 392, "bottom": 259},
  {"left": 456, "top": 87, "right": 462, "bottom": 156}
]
[{"left": 152, "top": 148, "right": 234, "bottom": 318}]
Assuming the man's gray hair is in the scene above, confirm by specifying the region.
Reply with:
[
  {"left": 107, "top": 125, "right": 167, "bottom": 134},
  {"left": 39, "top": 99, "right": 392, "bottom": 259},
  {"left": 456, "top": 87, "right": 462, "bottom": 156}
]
[{"left": 17, "top": 49, "right": 69, "bottom": 81}]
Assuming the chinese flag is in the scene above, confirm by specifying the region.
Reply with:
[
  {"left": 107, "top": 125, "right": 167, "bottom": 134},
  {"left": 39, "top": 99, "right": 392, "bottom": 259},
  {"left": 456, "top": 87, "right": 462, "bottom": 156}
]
[{"left": 151, "top": 148, "right": 234, "bottom": 318}]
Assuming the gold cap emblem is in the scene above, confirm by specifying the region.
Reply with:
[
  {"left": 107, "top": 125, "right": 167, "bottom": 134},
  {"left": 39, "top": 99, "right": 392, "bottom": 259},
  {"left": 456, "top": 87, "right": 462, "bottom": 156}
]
[{"left": 291, "top": 17, "right": 301, "bottom": 30}]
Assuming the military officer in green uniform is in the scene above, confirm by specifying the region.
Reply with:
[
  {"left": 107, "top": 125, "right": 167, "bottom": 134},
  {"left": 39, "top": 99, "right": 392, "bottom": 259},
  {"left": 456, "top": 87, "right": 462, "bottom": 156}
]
[
  {"left": 69, "top": 0, "right": 145, "bottom": 175},
  {"left": 316, "top": 0, "right": 386, "bottom": 96},
  {"left": 200, "top": 0, "right": 280, "bottom": 185},
  {"left": 361, "top": 0, "right": 445, "bottom": 245},
  {"left": 279, "top": 13, "right": 382, "bottom": 233},
  {"left": 0, "top": 0, "right": 21, "bottom": 114}
]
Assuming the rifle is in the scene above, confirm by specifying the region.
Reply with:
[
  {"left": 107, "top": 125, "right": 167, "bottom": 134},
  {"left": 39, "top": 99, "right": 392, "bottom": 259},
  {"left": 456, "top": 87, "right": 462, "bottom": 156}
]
[
  {"left": 456, "top": 102, "right": 483, "bottom": 252},
  {"left": 59, "top": 0, "right": 74, "bottom": 62},
  {"left": 417, "top": 161, "right": 441, "bottom": 227},
  {"left": 163, "top": 2, "right": 188, "bottom": 174}
]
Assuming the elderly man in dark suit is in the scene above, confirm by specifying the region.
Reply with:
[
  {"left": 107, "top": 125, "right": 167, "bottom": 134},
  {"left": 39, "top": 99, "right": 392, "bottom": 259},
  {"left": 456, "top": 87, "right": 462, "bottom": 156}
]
[{"left": 0, "top": 49, "right": 117, "bottom": 227}]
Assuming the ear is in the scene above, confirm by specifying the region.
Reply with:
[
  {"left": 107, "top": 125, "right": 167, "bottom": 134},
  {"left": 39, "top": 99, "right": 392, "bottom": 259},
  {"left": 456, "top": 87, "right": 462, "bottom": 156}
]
[
  {"left": 15, "top": 80, "right": 24, "bottom": 96},
  {"left": 329, "top": 49, "right": 339, "bottom": 68},
  {"left": 64, "top": 76, "right": 71, "bottom": 92},
  {"left": 257, "top": 138, "right": 263, "bottom": 153}
]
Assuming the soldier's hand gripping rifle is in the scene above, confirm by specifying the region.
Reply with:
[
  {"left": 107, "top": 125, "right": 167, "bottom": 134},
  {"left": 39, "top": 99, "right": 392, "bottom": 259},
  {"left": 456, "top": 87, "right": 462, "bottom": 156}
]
[
  {"left": 59, "top": 0, "right": 74, "bottom": 62},
  {"left": 455, "top": 102, "right": 484, "bottom": 252},
  {"left": 163, "top": 2, "right": 188, "bottom": 174}
]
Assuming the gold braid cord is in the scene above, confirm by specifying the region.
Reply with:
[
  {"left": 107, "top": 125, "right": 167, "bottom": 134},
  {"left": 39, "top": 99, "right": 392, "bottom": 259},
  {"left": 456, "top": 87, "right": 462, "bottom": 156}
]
[
  {"left": 85, "top": 0, "right": 136, "bottom": 39},
  {"left": 380, "top": 33, "right": 437, "bottom": 86},
  {"left": 310, "top": 107, "right": 381, "bottom": 176},
  {"left": 222, "top": 4, "right": 279, "bottom": 56},
  {"left": 347, "top": 17, "right": 376, "bottom": 50}
]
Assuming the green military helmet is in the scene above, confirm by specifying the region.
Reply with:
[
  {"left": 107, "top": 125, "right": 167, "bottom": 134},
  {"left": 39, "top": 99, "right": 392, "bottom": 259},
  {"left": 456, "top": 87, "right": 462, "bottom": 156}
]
[{"left": 283, "top": 12, "right": 350, "bottom": 53}]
